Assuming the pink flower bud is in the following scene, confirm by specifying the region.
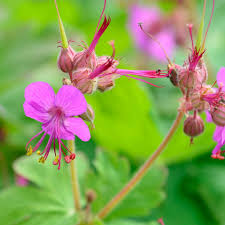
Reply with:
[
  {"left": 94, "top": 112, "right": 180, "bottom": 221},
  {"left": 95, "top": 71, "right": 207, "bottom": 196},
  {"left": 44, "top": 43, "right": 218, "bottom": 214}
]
[
  {"left": 73, "top": 50, "right": 97, "bottom": 71},
  {"left": 211, "top": 104, "right": 225, "bottom": 126},
  {"left": 178, "top": 65, "right": 207, "bottom": 91},
  {"left": 86, "top": 189, "right": 97, "bottom": 203},
  {"left": 190, "top": 92, "right": 209, "bottom": 113},
  {"left": 72, "top": 68, "right": 98, "bottom": 94},
  {"left": 183, "top": 115, "right": 205, "bottom": 137},
  {"left": 57, "top": 46, "right": 75, "bottom": 73},
  {"left": 79, "top": 104, "right": 95, "bottom": 125}
]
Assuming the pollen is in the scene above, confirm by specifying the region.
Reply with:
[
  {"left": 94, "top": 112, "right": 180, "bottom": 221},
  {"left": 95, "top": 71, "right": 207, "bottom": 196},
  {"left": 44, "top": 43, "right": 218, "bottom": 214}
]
[
  {"left": 53, "top": 156, "right": 59, "bottom": 165},
  {"left": 26, "top": 146, "right": 33, "bottom": 156},
  {"left": 36, "top": 150, "right": 41, "bottom": 155},
  {"left": 38, "top": 157, "right": 45, "bottom": 164}
]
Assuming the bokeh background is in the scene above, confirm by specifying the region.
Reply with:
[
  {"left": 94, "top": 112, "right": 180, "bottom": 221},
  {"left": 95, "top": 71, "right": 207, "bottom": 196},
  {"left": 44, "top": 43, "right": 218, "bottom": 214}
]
[{"left": 1, "top": 0, "right": 225, "bottom": 225}]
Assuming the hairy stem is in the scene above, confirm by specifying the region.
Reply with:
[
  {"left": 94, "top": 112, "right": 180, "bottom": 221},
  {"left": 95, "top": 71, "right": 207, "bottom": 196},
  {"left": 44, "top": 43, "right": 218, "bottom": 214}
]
[
  {"left": 97, "top": 111, "right": 184, "bottom": 219},
  {"left": 68, "top": 139, "right": 81, "bottom": 212}
]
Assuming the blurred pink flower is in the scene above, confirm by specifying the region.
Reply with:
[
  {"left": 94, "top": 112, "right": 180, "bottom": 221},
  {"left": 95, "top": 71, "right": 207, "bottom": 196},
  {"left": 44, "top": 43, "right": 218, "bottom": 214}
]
[
  {"left": 206, "top": 68, "right": 225, "bottom": 159},
  {"left": 16, "top": 174, "right": 28, "bottom": 187},
  {"left": 23, "top": 82, "right": 90, "bottom": 169},
  {"left": 128, "top": 5, "right": 176, "bottom": 63}
]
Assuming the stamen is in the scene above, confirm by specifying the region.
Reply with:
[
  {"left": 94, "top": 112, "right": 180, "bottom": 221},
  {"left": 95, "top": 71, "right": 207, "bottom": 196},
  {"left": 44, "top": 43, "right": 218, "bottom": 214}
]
[
  {"left": 139, "top": 23, "right": 172, "bottom": 65},
  {"left": 70, "top": 153, "right": 76, "bottom": 160},
  {"left": 202, "top": 0, "right": 215, "bottom": 50},
  {"left": 38, "top": 157, "right": 45, "bottom": 164},
  {"left": 158, "top": 218, "right": 165, "bottom": 225},
  {"left": 64, "top": 155, "right": 71, "bottom": 163},
  {"left": 25, "top": 130, "right": 44, "bottom": 150},
  {"left": 37, "top": 150, "right": 41, "bottom": 155},
  {"left": 53, "top": 156, "right": 59, "bottom": 165},
  {"left": 26, "top": 146, "right": 33, "bottom": 156},
  {"left": 187, "top": 24, "right": 194, "bottom": 50},
  {"left": 95, "top": 0, "right": 107, "bottom": 35},
  {"left": 87, "top": 16, "right": 111, "bottom": 58}
]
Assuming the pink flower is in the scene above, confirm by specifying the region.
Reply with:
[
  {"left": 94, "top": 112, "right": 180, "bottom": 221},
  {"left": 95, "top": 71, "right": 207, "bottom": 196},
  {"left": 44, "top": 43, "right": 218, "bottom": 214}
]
[
  {"left": 206, "top": 68, "right": 225, "bottom": 159},
  {"left": 23, "top": 82, "right": 90, "bottom": 169},
  {"left": 128, "top": 5, "right": 176, "bottom": 63},
  {"left": 16, "top": 174, "right": 29, "bottom": 187}
]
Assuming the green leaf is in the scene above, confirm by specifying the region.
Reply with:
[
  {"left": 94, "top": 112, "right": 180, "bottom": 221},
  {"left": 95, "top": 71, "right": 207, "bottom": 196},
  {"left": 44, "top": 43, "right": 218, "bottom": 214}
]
[
  {"left": 186, "top": 163, "right": 225, "bottom": 225},
  {"left": 107, "top": 220, "right": 158, "bottom": 225},
  {"left": 0, "top": 152, "right": 90, "bottom": 225},
  {"left": 84, "top": 150, "right": 167, "bottom": 220},
  {"left": 87, "top": 78, "right": 162, "bottom": 161}
]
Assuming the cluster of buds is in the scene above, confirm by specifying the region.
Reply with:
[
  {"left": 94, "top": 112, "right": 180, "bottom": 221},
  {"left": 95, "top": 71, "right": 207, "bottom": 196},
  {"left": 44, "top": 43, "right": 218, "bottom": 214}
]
[
  {"left": 55, "top": 0, "right": 172, "bottom": 96},
  {"left": 165, "top": 0, "right": 225, "bottom": 159}
]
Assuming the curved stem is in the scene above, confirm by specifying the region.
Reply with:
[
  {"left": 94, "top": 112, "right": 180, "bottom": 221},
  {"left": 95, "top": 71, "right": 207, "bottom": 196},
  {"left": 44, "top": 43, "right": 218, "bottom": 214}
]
[
  {"left": 68, "top": 139, "right": 81, "bottom": 212},
  {"left": 97, "top": 111, "right": 184, "bottom": 219}
]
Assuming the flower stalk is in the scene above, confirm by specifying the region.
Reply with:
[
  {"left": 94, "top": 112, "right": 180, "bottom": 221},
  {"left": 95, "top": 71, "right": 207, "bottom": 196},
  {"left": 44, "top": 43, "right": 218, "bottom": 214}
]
[
  {"left": 97, "top": 110, "right": 184, "bottom": 219},
  {"left": 68, "top": 139, "right": 81, "bottom": 212}
]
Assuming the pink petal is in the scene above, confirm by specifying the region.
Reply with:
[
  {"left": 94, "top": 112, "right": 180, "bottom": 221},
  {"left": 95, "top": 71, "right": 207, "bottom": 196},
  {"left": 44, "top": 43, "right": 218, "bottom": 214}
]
[
  {"left": 64, "top": 117, "right": 90, "bottom": 142},
  {"left": 24, "top": 82, "right": 55, "bottom": 112},
  {"left": 206, "top": 110, "right": 213, "bottom": 123},
  {"left": 148, "top": 29, "right": 175, "bottom": 63},
  {"left": 213, "top": 126, "right": 225, "bottom": 144},
  {"left": 55, "top": 85, "right": 87, "bottom": 116},
  {"left": 128, "top": 5, "right": 160, "bottom": 51},
  {"left": 217, "top": 67, "right": 225, "bottom": 90},
  {"left": 23, "top": 102, "right": 49, "bottom": 123}
]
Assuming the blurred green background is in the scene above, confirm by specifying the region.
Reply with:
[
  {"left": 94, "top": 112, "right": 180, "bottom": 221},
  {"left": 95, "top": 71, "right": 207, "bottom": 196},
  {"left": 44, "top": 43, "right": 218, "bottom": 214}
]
[{"left": 1, "top": 0, "right": 225, "bottom": 225}]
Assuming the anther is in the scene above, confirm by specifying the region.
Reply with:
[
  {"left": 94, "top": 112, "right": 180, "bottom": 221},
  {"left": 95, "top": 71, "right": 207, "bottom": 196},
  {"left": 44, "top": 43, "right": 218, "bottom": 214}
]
[
  {"left": 38, "top": 157, "right": 45, "bottom": 164},
  {"left": 26, "top": 146, "right": 33, "bottom": 156}
]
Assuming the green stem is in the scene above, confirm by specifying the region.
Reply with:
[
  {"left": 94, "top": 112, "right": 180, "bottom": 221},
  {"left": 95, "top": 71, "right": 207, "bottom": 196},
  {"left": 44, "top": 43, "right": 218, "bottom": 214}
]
[
  {"left": 68, "top": 139, "right": 81, "bottom": 212},
  {"left": 97, "top": 111, "right": 184, "bottom": 219}
]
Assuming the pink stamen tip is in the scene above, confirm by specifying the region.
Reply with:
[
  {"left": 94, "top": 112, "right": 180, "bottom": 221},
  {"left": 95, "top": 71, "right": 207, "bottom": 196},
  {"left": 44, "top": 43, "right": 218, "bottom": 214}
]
[
  {"left": 53, "top": 161, "right": 58, "bottom": 165},
  {"left": 70, "top": 153, "right": 76, "bottom": 160},
  {"left": 211, "top": 154, "right": 217, "bottom": 159},
  {"left": 158, "top": 218, "right": 165, "bottom": 225},
  {"left": 64, "top": 155, "right": 71, "bottom": 164}
]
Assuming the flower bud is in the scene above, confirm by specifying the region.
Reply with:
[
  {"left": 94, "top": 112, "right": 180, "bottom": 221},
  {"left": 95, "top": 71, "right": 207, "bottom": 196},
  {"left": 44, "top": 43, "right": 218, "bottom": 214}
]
[
  {"left": 183, "top": 115, "right": 204, "bottom": 137},
  {"left": 73, "top": 50, "right": 97, "bottom": 71},
  {"left": 72, "top": 68, "right": 98, "bottom": 94},
  {"left": 57, "top": 46, "right": 75, "bottom": 73},
  {"left": 79, "top": 104, "right": 95, "bottom": 124},
  {"left": 86, "top": 189, "right": 97, "bottom": 203},
  {"left": 178, "top": 65, "right": 207, "bottom": 91},
  {"left": 211, "top": 104, "right": 225, "bottom": 126},
  {"left": 190, "top": 92, "right": 209, "bottom": 112}
]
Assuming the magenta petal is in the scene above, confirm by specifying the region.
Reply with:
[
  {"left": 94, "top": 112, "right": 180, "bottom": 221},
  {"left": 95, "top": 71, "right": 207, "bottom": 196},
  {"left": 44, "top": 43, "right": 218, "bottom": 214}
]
[
  {"left": 212, "top": 143, "right": 223, "bottom": 155},
  {"left": 216, "top": 67, "right": 225, "bottom": 90},
  {"left": 206, "top": 110, "right": 213, "bottom": 123},
  {"left": 64, "top": 117, "right": 90, "bottom": 142},
  {"left": 213, "top": 126, "right": 225, "bottom": 144},
  {"left": 24, "top": 82, "right": 55, "bottom": 112},
  {"left": 23, "top": 102, "right": 49, "bottom": 122},
  {"left": 55, "top": 85, "right": 87, "bottom": 116},
  {"left": 148, "top": 29, "right": 175, "bottom": 62}
]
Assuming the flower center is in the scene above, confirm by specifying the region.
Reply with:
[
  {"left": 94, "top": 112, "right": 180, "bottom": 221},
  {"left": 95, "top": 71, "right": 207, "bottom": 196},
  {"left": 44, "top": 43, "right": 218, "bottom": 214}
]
[{"left": 49, "top": 106, "right": 65, "bottom": 119}]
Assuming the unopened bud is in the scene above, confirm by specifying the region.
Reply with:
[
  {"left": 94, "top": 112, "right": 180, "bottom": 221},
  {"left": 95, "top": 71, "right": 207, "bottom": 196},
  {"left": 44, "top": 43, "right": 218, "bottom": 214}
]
[
  {"left": 62, "top": 78, "right": 71, "bottom": 85},
  {"left": 178, "top": 66, "right": 207, "bottom": 90},
  {"left": 73, "top": 50, "right": 97, "bottom": 71},
  {"left": 57, "top": 46, "right": 75, "bottom": 73},
  {"left": 183, "top": 115, "right": 204, "bottom": 137},
  {"left": 190, "top": 92, "right": 209, "bottom": 112},
  {"left": 79, "top": 104, "right": 95, "bottom": 125},
  {"left": 211, "top": 104, "right": 225, "bottom": 126},
  {"left": 168, "top": 64, "right": 179, "bottom": 87},
  {"left": 86, "top": 190, "right": 97, "bottom": 203},
  {"left": 72, "top": 68, "right": 98, "bottom": 94}
]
